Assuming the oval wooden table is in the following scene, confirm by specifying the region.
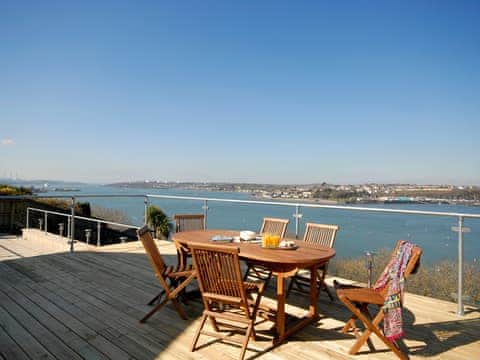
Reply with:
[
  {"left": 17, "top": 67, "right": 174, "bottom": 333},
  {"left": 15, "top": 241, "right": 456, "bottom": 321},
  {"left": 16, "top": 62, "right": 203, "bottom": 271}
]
[{"left": 173, "top": 229, "right": 336, "bottom": 345}]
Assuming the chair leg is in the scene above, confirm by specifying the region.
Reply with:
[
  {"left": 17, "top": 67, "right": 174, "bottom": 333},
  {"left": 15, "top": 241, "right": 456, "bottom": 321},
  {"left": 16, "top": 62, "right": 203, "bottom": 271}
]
[
  {"left": 243, "top": 263, "right": 252, "bottom": 281},
  {"left": 263, "top": 271, "right": 273, "bottom": 289},
  {"left": 240, "top": 322, "right": 253, "bottom": 360},
  {"left": 356, "top": 312, "right": 406, "bottom": 360},
  {"left": 209, "top": 314, "right": 220, "bottom": 332},
  {"left": 191, "top": 313, "right": 208, "bottom": 352},
  {"left": 140, "top": 298, "right": 169, "bottom": 323},
  {"left": 244, "top": 263, "right": 273, "bottom": 288},
  {"left": 286, "top": 277, "right": 296, "bottom": 298},
  {"left": 361, "top": 306, "right": 376, "bottom": 352},
  {"left": 322, "top": 282, "right": 335, "bottom": 301},
  {"left": 342, "top": 316, "right": 357, "bottom": 333},
  {"left": 170, "top": 298, "right": 188, "bottom": 320},
  {"left": 340, "top": 295, "right": 407, "bottom": 360},
  {"left": 147, "top": 290, "right": 166, "bottom": 305}
]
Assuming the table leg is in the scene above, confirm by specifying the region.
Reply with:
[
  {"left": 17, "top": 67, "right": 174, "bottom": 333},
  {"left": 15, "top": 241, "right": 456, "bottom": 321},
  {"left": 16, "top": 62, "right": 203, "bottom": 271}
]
[
  {"left": 274, "top": 267, "right": 319, "bottom": 345},
  {"left": 276, "top": 273, "right": 286, "bottom": 340},
  {"left": 309, "top": 265, "right": 318, "bottom": 317}
]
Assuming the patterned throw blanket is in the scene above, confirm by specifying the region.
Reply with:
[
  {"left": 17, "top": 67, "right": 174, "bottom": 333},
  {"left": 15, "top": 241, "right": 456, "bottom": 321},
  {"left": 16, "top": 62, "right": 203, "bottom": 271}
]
[{"left": 373, "top": 240, "right": 414, "bottom": 341}]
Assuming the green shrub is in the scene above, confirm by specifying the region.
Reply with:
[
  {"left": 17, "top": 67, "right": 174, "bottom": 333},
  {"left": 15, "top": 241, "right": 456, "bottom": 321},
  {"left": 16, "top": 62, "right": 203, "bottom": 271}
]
[
  {"left": 0, "top": 184, "right": 33, "bottom": 195},
  {"left": 146, "top": 205, "right": 172, "bottom": 239}
]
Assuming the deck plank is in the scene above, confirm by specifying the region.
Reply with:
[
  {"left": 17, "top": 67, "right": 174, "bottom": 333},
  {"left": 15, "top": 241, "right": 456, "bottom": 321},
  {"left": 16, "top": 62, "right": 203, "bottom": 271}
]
[
  {"left": 0, "top": 328, "right": 31, "bottom": 360},
  {"left": 0, "top": 305, "right": 50, "bottom": 360},
  {"left": 1, "top": 276, "right": 132, "bottom": 360},
  {"left": 0, "top": 289, "right": 84, "bottom": 360},
  {"left": 0, "top": 255, "right": 188, "bottom": 360}
]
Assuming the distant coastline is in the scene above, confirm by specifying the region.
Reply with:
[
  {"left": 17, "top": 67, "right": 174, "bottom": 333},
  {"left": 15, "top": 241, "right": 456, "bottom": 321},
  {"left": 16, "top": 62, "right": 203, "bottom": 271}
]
[
  {"left": 108, "top": 181, "right": 480, "bottom": 207},
  {"left": 251, "top": 194, "right": 339, "bottom": 205}
]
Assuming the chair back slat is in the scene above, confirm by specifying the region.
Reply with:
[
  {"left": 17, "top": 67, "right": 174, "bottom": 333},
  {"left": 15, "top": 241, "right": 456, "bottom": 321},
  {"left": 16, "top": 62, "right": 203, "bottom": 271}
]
[
  {"left": 404, "top": 243, "right": 422, "bottom": 279},
  {"left": 260, "top": 217, "right": 289, "bottom": 237},
  {"left": 191, "top": 243, "right": 247, "bottom": 305},
  {"left": 303, "top": 223, "right": 339, "bottom": 248},
  {"left": 137, "top": 225, "right": 166, "bottom": 276},
  {"left": 174, "top": 214, "right": 205, "bottom": 232}
]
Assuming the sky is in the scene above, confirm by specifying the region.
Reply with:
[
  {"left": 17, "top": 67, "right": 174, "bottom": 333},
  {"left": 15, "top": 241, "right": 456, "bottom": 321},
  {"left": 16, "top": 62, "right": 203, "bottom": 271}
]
[{"left": 1, "top": 1, "right": 479, "bottom": 185}]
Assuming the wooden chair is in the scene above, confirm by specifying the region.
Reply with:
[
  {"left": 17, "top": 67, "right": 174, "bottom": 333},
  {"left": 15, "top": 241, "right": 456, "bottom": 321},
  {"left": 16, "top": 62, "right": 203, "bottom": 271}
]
[
  {"left": 137, "top": 225, "right": 196, "bottom": 323},
  {"left": 190, "top": 243, "right": 265, "bottom": 360},
  {"left": 174, "top": 213, "right": 205, "bottom": 232},
  {"left": 259, "top": 217, "right": 289, "bottom": 237},
  {"left": 287, "top": 223, "right": 339, "bottom": 300},
  {"left": 243, "top": 217, "right": 289, "bottom": 284},
  {"left": 336, "top": 240, "right": 422, "bottom": 360},
  {"left": 173, "top": 214, "right": 205, "bottom": 268}
]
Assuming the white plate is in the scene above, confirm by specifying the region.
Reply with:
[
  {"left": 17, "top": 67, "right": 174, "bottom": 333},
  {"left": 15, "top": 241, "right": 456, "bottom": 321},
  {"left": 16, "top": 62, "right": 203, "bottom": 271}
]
[{"left": 211, "top": 235, "right": 233, "bottom": 242}]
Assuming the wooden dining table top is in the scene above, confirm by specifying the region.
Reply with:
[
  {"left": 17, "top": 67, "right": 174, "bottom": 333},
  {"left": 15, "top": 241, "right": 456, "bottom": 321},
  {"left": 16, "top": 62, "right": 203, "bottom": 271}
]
[{"left": 172, "top": 229, "right": 336, "bottom": 270}]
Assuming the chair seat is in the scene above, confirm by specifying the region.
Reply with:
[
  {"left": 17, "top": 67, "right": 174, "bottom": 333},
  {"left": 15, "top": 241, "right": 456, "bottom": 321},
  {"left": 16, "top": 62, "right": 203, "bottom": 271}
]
[
  {"left": 163, "top": 263, "right": 195, "bottom": 279},
  {"left": 208, "top": 279, "right": 264, "bottom": 295},
  {"left": 336, "top": 287, "right": 385, "bottom": 305}
]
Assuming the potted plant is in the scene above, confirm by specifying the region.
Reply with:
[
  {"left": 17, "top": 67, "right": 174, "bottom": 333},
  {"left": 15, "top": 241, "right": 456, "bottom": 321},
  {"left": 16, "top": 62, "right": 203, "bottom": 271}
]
[{"left": 146, "top": 205, "right": 173, "bottom": 239}]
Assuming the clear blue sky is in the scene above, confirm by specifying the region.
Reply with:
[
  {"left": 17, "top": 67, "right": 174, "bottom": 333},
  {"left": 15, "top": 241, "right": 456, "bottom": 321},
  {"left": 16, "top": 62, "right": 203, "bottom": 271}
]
[{"left": 1, "top": 1, "right": 479, "bottom": 184}]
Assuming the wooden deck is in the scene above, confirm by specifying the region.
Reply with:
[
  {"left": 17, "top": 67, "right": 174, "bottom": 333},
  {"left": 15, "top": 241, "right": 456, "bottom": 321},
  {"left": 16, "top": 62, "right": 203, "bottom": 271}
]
[{"left": 1, "top": 230, "right": 479, "bottom": 360}]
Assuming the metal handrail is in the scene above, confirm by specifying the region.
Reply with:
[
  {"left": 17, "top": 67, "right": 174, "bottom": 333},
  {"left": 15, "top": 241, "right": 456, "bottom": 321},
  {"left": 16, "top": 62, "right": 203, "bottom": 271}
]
[
  {"left": 28, "top": 207, "right": 72, "bottom": 218},
  {"left": 73, "top": 214, "right": 140, "bottom": 229},
  {"left": 26, "top": 206, "right": 139, "bottom": 248},
  {"left": 146, "top": 194, "right": 480, "bottom": 218},
  {"left": 19, "top": 192, "right": 479, "bottom": 316}
]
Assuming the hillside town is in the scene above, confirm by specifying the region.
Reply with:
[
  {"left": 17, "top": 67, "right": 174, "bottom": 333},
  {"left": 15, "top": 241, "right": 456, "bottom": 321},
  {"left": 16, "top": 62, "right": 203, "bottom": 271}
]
[{"left": 110, "top": 181, "right": 480, "bottom": 206}]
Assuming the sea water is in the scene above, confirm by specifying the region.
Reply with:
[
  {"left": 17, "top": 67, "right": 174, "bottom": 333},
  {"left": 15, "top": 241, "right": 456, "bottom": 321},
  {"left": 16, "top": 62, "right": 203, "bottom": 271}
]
[{"left": 42, "top": 183, "right": 480, "bottom": 264}]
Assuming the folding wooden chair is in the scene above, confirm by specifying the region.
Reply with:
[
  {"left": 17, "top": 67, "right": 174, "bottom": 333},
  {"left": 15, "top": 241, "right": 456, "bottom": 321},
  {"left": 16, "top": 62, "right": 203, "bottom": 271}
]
[
  {"left": 336, "top": 240, "right": 422, "bottom": 360},
  {"left": 287, "top": 223, "right": 339, "bottom": 300},
  {"left": 137, "top": 225, "right": 196, "bottom": 323},
  {"left": 243, "top": 217, "right": 289, "bottom": 284},
  {"left": 173, "top": 214, "right": 205, "bottom": 268},
  {"left": 190, "top": 243, "right": 266, "bottom": 360},
  {"left": 174, "top": 213, "right": 205, "bottom": 232}
]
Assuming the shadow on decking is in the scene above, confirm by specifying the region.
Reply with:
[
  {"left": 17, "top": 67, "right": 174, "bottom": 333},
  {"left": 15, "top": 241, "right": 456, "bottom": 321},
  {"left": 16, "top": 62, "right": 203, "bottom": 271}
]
[
  {"left": 0, "top": 250, "right": 203, "bottom": 359},
  {"left": 1, "top": 249, "right": 479, "bottom": 359},
  {"left": 265, "top": 281, "right": 480, "bottom": 359}
]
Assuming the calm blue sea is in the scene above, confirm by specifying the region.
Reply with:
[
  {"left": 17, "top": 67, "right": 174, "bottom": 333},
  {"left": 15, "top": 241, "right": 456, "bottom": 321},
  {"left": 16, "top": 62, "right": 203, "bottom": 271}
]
[{"left": 42, "top": 183, "right": 480, "bottom": 264}]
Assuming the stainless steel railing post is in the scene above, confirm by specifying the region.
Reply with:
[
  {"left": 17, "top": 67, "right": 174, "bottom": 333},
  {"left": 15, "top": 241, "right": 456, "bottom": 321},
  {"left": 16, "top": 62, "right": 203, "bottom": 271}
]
[
  {"left": 70, "top": 197, "right": 75, "bottom": 253},
  {"left": 97, "top": 221, "right": 101, "bottom": 246},
  {"left": 365, "top": 251, "right": 375, "bottom": 288},
  {"left": 44, "top": 212, "right": 48, "bottom": 235},
  {"left": 202, "top": 200, "right": 209, "bottom": 229},
  {"left": 293, "top": 205, "right": 303, "bottom": 239},
  {"left": 26, "top": 208, "right": 30, "bottom": 230},
  {"left": 85, "top": 229, "right": 92, "bottom": 245},
  {"left": 457, "top": 216, "right": 464, "bottom": 316},
  {"left": 58, "top": 222, "right": 64, "bottom": 238},
  {"left": 144, "top": 196, "right": 149, "bottom": 225}
]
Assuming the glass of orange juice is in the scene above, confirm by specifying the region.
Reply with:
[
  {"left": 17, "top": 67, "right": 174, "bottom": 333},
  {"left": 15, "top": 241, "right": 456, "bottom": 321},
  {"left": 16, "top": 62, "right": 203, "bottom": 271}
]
[
  {"left": 271, "top": 235, "right": 280, "bottom": 248},
  {"left": 262, "top": 233, "right": 271, "bottom": 248},
  {"left": 262, "top": 233, "right": 280, "bottom": 248}
]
